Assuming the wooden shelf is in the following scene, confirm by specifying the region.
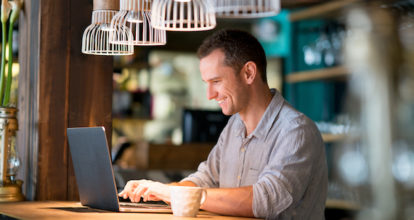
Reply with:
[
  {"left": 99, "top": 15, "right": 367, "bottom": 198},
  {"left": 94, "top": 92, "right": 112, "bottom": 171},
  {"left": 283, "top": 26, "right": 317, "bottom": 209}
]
[
  {"left": 285, "top": 66, "right": 349, "bottom": 83},
  {"left": 326, "top": 199, "right": 360, "bottom": 211},
  {"left": 322, "top": 133, "right": 347, "bottom": 143},
  {"left": 289, "top": 0, "right": 360, "bottom": 22},
  {"left": 148, "top": 143, "right": 214, "bottom": 170},
  {"left": 113, "top": 117, "right": 151, "bottom": 122}
]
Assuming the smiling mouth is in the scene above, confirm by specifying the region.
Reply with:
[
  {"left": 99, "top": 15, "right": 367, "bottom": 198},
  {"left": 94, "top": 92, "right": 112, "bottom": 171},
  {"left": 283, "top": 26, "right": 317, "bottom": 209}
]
[{"left": 216, "top": 98, "right": 227, "bottom": 105}]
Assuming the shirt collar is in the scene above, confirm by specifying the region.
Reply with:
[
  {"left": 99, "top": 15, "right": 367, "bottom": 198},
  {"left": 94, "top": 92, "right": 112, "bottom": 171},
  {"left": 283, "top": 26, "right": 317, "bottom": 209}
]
[
  {"left": 234, "top": 89, "right": 284, "bottom": 140},
  {"left": 234, "top": 113, "right": 245, "bottom": 138}
]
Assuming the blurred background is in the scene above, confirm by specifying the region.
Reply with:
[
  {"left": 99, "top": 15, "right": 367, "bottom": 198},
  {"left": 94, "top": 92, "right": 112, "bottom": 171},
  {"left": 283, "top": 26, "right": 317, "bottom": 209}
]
[
  {"left": 107, "top": 1, "right": 414, "bottom": 219},
  {"left": 71, "top": 0, "right": 414, "bottom": 219}
]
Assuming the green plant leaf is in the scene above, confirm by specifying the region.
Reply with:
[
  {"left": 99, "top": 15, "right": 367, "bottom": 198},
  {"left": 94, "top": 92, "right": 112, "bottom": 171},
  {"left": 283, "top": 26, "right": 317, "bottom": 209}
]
[
  {"left": 3, "top": 0, "right": 22, "bottom": 106},
  {"left": 0, "top": 21, "right": 6, "bottom": 105}
]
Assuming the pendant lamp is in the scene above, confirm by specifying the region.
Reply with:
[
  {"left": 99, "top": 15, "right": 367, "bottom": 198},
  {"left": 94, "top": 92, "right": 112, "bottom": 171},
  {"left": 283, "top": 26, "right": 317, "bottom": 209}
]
[
  {"left": 110, "top": 0, "right": 167, "bottom": 46},
  {"left": 151, "top": 0, "right": 216, "bottom": 31},
  {"left": 215, "top": 0, "right": 280, "bottom": 18},
  {"left": 82, "top": 0, "right": 133, "bottom": 55}
]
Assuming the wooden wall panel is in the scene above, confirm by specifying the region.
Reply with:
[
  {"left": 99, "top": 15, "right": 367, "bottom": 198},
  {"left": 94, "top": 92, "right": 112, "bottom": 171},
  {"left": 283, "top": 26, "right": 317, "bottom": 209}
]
[
  {"left": 67, "top": 0, "right": 113, "bottom": 200},
  {"left": 36, "top": 0, "right": 71, "bottom": 201},
  {"left": 17, "top": 0, "right": 41, "bottom": 200},
  {"left": 18, "top": 0, "right": 113, "bottom": 200}
]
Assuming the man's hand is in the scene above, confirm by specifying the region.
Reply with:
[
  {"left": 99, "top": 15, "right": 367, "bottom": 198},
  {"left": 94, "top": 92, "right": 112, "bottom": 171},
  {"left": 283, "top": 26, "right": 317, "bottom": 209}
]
[{"left": 118, "top": 180, "right": 171, "bottom": 203}]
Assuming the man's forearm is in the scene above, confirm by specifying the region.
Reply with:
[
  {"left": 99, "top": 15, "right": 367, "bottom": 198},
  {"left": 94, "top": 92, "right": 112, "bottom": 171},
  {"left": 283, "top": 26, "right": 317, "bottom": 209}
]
[
  {"left": 170, "top": 181, "right": 254, "bottom": 217},
  {"left": 170, "top": 181, "right": 198, "bottom": 187},
  {"left": 201, "top": 186, "right": 254, "bottom": 217}
]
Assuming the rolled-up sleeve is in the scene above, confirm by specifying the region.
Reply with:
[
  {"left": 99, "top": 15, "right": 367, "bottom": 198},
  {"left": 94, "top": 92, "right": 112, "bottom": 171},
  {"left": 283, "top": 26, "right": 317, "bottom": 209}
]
[
  {"left": 252, "top": 121, "right": 322, "bottom": 219},
  {"left": 182, "top": 91, "right": 327, "bottom": 219}
]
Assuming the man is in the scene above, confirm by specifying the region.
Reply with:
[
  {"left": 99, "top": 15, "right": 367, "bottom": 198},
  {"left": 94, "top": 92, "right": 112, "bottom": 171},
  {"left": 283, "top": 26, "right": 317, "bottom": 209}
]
[{"left": 119, "top": 29, "right": 328, "bottom": 219}]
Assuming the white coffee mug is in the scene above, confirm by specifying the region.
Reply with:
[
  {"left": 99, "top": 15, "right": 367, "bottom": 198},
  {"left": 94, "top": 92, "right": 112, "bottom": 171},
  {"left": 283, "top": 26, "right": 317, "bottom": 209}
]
[{"left": 170, "top": 186, "right": 206, "bottom": 217}]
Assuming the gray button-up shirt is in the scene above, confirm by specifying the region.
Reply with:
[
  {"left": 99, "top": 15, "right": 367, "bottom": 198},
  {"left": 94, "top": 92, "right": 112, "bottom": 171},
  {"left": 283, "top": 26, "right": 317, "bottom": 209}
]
[{"left": 182, "top": 89, "right": 328, "bottom": 219}]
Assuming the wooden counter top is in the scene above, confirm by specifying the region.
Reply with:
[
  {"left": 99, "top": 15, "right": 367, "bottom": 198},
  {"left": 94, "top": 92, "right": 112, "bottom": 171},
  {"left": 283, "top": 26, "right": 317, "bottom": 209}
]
[{"left": 0, "top": 201, "right": 257, "bottom": 220}]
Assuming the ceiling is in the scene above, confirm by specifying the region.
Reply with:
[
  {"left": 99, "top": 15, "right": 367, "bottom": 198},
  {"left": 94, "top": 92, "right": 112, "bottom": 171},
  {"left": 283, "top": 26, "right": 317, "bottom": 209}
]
[
  {"left": 124, "top": 0, "right": 331, "bottom": 66},
  {"left": 116, "top": 0, "right": 414, "bottom": 69},
  {"left": 158, "top": 0, "right": 338, "bottom": 52}
]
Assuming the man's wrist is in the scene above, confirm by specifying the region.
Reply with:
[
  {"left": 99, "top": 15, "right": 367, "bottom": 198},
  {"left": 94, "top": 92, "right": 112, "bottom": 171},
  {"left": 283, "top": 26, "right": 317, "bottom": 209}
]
[
  {"left": 167, "top": 182, "right": 180, "bottom": 186},
  {"left": 168, "top": 181, "right": 197, "bottom": 187}
]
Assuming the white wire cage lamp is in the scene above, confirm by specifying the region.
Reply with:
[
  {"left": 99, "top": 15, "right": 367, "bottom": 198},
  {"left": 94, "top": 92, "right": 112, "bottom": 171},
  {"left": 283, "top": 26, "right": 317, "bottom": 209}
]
[
  {"left": 151, "top": 0, "right": 216, "bottom": 31},
  {"left": 110, "top": 0, "right": 167, "bottom": 46},
  {"left": 82, "top": 0, "right": 134, "bottom": 55},
  {"left": 214, "top": 0, "right": 280, "bottom": 18}
]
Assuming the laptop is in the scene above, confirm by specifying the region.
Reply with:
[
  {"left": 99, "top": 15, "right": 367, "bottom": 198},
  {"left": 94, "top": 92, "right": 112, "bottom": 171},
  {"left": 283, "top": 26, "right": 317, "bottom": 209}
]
[{"left": 67, "top": 126, "right": 172, "bottom": 213}]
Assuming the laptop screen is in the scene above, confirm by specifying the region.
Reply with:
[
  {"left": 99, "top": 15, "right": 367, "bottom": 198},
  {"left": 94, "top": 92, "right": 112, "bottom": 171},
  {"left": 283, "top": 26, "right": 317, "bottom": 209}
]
[{"left": 67, "top": 127, "right": 120, "bottom": 211}]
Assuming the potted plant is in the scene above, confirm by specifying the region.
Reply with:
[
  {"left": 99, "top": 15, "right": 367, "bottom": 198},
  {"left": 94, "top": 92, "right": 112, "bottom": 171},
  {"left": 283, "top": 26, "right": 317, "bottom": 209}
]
[{"left": 0, "top": 0, "right": 23, "bottom": 202}]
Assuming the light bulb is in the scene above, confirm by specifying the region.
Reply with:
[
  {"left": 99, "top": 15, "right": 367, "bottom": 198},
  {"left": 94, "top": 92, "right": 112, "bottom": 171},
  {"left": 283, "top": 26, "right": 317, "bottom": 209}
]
[{"left": 126, "top": 11, "right": 144, "bottom": 23}]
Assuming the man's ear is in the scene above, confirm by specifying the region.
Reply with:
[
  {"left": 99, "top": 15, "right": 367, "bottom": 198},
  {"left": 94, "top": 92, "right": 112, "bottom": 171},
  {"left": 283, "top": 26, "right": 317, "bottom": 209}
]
[{"left": 242, "top": 61, "right": 257, "bottom": 85}]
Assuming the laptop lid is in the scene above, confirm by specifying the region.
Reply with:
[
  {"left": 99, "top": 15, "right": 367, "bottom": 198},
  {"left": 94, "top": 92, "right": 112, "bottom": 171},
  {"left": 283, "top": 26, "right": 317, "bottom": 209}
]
[{"left": 67, "top": 126, "right": 120, "bottom": 212}]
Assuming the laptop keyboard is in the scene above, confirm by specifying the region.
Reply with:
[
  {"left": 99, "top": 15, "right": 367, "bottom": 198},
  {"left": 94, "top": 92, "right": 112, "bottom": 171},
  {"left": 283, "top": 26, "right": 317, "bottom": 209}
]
[{"left": 119, "top": 202, "right": 169, "bottom": 209}]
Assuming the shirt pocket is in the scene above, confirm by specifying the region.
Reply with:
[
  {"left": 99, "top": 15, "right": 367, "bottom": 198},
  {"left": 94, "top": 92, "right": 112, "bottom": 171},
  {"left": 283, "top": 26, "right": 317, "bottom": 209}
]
[{"left": 243, "top": 167, "right": 261, "bottom": 185}]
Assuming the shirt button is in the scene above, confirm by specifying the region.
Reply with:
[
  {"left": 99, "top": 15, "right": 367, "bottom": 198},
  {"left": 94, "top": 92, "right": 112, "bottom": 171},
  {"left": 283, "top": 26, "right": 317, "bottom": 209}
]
[
  {"left": 241, "top": 147, "right": 245, "bottom": 152},
  {"left": 237, "top": 175, "right": 241, "bottom": 180}
]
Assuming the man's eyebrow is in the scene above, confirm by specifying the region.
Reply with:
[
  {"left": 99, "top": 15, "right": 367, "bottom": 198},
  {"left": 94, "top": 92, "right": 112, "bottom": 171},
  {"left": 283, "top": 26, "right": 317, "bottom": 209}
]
[{"left": 204, "top": 76, "right": 221, "bottom": 82}]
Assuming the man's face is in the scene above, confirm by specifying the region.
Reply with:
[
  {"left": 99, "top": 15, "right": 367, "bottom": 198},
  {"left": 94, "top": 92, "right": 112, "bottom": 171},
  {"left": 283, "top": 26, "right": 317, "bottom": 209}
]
[{"left": 200, "top": 49, "right": 248, "bottom": 115}]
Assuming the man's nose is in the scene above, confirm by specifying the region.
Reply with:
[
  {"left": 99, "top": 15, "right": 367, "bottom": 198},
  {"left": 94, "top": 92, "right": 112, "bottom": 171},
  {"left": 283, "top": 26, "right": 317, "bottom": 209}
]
[{"left": 207, "top": 85, "right": 217, "bottom": 100}]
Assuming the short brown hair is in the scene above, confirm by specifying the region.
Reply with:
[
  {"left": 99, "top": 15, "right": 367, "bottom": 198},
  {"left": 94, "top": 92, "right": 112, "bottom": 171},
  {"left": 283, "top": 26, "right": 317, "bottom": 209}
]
[{"left": 197, "top": 29, "right": 267, "bottom": 83}]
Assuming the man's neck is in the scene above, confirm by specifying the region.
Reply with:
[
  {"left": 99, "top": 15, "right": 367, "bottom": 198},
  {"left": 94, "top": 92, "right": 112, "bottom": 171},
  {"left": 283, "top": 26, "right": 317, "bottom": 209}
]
[{"left": 239, "top": 86, "right": 273, "bottom": 136}]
